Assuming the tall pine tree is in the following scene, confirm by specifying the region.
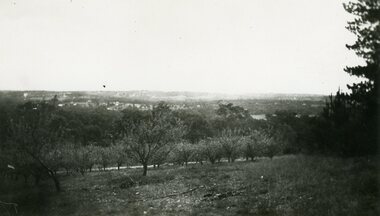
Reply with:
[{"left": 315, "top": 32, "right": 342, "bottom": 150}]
[
  {"left": 321, "top": 0, "right": 379, "bottom": 155},
  {"left": 344, "top": 0, "right": 379, "bottom": 114}
]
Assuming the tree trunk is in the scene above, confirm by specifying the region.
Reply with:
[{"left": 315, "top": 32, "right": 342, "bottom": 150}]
[
  {"left": 23, "top": 174, "right": 28, "bottom": 185},
  {"left": 34, "top": 174, "right": 40, "bottom": 186},
  {"left": 52, "top": 175, "right": 61, "bottom": 192},
  {"left": 28, "top": 153, "right": 61, "bottom": 192},
  {"left": 48, "top": 171, "right": 61, "bottom": 192},
  {"left": 142, "top": 164, "right": 148, "bottom": 176}
]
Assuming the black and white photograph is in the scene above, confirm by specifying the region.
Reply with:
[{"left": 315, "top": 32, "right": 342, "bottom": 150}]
[{"left": 0, "top": 0, "right": 379, "bottom": 215}]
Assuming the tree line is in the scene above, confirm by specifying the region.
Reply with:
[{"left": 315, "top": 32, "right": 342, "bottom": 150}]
[
  {"left": 1, "top": 91, "right": 374, "bottom": 192},
  {"left": 0, "top": 98, "right": 314, "bottom": 192}
]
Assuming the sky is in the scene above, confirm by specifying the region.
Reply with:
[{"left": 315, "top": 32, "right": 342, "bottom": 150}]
[{"left": 0, "top": 0, "right": 363, "bottom": 95}]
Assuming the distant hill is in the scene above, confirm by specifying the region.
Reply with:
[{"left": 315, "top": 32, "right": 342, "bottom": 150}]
[
  {"left": 86, "top": 90, "right": 325, "bottom": 101},
  {"left": 0, "top": 90, "right": 327, "bottom": 115},
  {"left": 0, "top": 90, "right": 324, "bottom": 101},
  {"left": 0, "top": 90, "right": 325, "bottom": 101}
]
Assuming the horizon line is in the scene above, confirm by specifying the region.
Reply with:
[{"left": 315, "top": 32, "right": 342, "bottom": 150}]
[{"left": 0, "top": 89, "right": 330, "bottom": 96}]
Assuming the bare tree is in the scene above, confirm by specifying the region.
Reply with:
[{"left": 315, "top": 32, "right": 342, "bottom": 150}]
[
  {"left": 173, "top": 142, "right": 195, "bottom": 166},
  {"left": 9, "top": 101, "right": 66, "bottom": 192},
  {"left": 218, "top": 130, "right": 244, "bottom": 163},
  {"left": 120, "top": 103, "right": 184, "bottom": 176},
  {"left": 255, "top": 129, "right": 278, "bottom": 160},
  {"left": 199, "top": 138, "right": 223, "bottom": 164},
  {"left": 74, "top": 145, "right": 97, "bottom": 174},
  {"left": 111, "top": 142, "right": 128, "bottom": 170}
]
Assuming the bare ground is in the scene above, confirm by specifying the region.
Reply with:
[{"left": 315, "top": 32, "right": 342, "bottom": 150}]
[{"left": 1, "top": 155, "right": 379, "bottom": 216}]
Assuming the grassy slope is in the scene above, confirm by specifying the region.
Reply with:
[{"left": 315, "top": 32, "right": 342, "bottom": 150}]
[{"left": 2, "top": 155, "right": 379, "bottom": 216}]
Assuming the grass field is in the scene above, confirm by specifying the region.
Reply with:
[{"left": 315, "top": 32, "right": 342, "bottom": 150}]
[{"left": 1, "top": 155, "right": 379, "bottom": 216}]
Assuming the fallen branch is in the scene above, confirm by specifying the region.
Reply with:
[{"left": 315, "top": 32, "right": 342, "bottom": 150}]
[
  {"left": 0, "top": 200, "right": 18, "bottom": 214},
  {"left": 128, "top": 186, "right": 201, "bottom": 203},
  {"left": 155, "top": 186, "right": 201, "bottom": 199},
  {"left": 202, "top": 185, "right": 249, "bottom": 201}
]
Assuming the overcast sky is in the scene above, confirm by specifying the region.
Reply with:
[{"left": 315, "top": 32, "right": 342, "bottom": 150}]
[{"left": 0, "top": 0, "right": 362, "bottom": 94}]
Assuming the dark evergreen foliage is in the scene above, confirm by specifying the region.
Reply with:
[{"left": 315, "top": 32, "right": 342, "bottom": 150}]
[{"left": 319, "top": 0, "right": 379, "bottom": 156}]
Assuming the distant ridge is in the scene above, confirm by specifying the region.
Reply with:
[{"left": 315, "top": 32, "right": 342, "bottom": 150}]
[{"left": 0, "top": 90, "right": 326, "bottom": 102}]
